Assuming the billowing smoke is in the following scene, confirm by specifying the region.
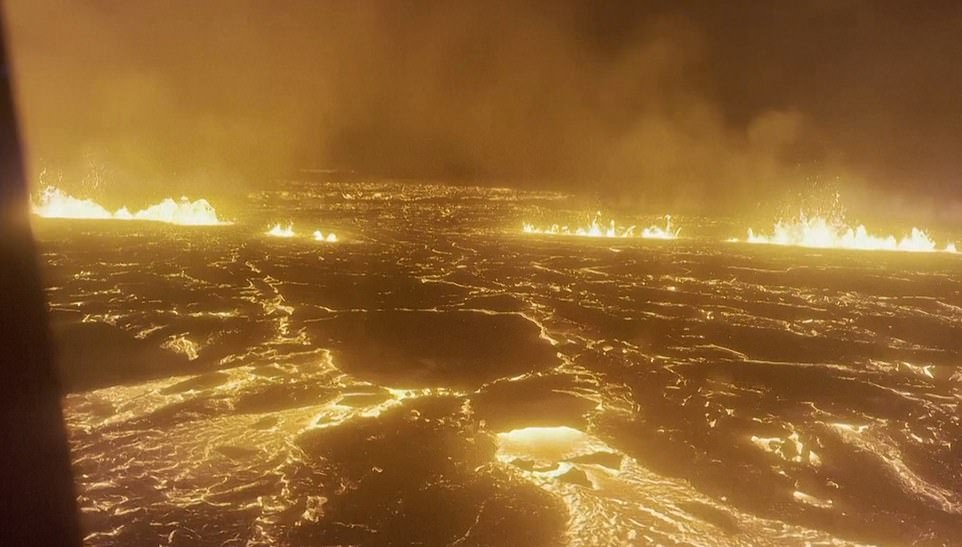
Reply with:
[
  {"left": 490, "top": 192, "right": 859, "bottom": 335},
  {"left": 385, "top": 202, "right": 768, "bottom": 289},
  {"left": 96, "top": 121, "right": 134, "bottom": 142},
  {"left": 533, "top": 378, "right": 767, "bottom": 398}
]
[{"left": 4, "top": 1, "right": 960, "bottom": 213}]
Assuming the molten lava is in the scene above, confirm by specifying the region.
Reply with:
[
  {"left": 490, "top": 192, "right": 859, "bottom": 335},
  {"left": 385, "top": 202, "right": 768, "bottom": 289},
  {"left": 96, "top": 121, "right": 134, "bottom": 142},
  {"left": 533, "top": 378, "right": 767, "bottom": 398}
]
[
  {"left": 32, "top": 186, "right": 228, "bottom": 225},
  {"left": 743, "top": 214, "right": 957, "bottom": 253},
  {"left": 522, "top": 213, "right": 679, "bottom": 239}
]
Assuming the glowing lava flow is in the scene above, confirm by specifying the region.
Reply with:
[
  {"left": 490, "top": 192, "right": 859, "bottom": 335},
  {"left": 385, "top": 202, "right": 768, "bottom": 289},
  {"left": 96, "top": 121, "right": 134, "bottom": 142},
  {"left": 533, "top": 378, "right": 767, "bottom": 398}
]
[
  {"left": 32, "top": 186, "right": 228, "bottom": 225},
  {"left": 743, "top": 214, "right": 958, "bottom": 253},
  {"left": 266, "top": 223, "right": 296, "bottom": 238},
  {"left": 522, "top": 214, "right": 679, "bottom": 239}
]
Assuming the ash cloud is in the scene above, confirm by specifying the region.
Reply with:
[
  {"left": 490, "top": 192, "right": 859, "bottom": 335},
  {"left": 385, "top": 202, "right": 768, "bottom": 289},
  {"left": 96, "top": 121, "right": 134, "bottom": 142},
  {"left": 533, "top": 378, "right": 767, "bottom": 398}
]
[{"left": 4, "top": 1, "right": 960, "bottom": 213}]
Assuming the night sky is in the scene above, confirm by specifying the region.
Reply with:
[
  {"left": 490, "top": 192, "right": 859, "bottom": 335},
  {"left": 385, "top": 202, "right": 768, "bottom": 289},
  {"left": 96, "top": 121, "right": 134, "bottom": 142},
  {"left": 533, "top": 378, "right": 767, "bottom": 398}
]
[{"left": 4, "top": 1, "right": 961, "bottom": 214}]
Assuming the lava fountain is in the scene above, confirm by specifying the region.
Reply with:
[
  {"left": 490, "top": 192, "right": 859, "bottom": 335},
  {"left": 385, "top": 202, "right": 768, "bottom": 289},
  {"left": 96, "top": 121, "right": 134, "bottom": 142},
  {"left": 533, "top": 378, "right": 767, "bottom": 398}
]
[
  {"left": 312, "top": 230, "right": 337, "bottom": 242},
  {"left": 742, "top": 213, "right": 957, "bottom": 253},
  {"left": 265, "top": 224, "right": 338, "bottom": 241},
  {"left": 640, "top": 215, "right": 679, "bottom": 239},
  {"left": 522, "top": 213, "right": 679, "bottom": 239},
  {"left": 32, "top": 186, "right": 228, "bottom": 225},
  {"left": 266, "top": 223, "right": 296, "bottom": 238}
]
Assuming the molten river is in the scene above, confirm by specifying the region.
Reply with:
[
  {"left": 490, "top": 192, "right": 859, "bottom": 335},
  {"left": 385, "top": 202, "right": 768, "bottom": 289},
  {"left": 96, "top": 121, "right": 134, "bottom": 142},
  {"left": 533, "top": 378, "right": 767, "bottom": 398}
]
[{"left": 33, "top": 182, "right": 962, "bottom": 546}]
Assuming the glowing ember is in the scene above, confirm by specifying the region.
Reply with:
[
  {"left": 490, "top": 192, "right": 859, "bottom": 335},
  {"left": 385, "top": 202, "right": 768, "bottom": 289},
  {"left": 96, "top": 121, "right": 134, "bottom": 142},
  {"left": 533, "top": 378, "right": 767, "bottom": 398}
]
[
  {"left": 32, "top": 186, "right": 228, "bottom": 225},
  {"left": 266, "top": 223, "right": 296, "bottom": 238},
  {"left": 743, "top": 213, "right": 957, "bottom": 253},
  {"left": 522, "top": 213, "right": 679, "bottom": 239},
  {"left": 312, "top": 230, "right": 337, "bottom": 242}
]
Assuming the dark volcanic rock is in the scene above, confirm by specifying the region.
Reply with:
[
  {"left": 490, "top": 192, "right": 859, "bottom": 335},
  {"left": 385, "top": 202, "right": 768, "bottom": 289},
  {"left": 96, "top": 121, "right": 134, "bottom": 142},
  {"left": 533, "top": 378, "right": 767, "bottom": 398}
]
[
  {"left": 567, "top": 451, "right": 623, "bottom": 470},
  {"left": 233, "top": 382, "right": 337, "bottom": 414},
  {"left": 288, "top": 396, "right": 567, "bottom": 546},
  {"left": 315, "top": 310, "right": 559, "bottom": 389},
  {"left": 472, "top": 372, "right": 596, "bottom": 430},
  {"left": 557, "top": 467, "right": 592, "bottom": 488},
  {"left": 161, "top": 372, "right": 231, "bottom": 394}
]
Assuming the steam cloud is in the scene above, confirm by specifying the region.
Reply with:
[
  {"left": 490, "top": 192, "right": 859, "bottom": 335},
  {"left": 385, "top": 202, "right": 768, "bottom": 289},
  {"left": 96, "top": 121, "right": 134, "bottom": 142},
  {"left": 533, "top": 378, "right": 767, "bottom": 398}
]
[{"left": 5, "top": 1, "right": 961, "bottom": 213}]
